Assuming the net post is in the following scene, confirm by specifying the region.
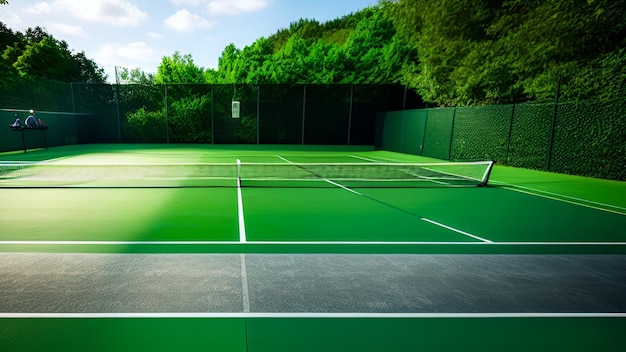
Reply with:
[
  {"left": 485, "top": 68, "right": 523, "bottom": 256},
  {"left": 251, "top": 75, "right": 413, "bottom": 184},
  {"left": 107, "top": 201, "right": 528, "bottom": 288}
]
[
  {"left": 236, "top": 159, "right": 242, "bottom": 185},
  {"left": 478, "top": 160, "right": 495, "bottom": 187}
]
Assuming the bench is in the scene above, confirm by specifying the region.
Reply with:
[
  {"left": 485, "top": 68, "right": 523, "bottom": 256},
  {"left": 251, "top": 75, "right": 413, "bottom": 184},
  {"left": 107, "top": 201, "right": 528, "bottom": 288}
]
[{"left": 9, "top": 125, "right": 49, "bottom": 152}]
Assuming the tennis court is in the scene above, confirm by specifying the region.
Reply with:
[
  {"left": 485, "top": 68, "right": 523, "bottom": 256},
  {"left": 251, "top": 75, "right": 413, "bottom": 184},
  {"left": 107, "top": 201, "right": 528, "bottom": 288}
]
[{"left": 1, "top": 144, "right": 625, "bottom": 351}]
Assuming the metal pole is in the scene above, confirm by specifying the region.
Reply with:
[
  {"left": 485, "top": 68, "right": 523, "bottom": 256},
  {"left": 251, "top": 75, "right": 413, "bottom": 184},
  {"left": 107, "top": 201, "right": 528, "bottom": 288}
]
[
  {"left": 448, "top": 107, "right": 457, "bottom": 160},
  {"left": 70, "top": 83, "right": 76, "bottom": 113},
  {"left": 70, "top": 82, "right": 79, "bottom": 144},
  {"left": 402, "top": 85, "right": 408, "bottom": 110},
  {"left": 420, "top": 104, "right": 429, "bottom": 156},
  {"left": 505, "top": 102, "right": 516, "bottom": 164},
  {"left": 115, "top": 83, "right": 122, "bottom": 143},
  {"left": 401, "top": 85, "right": 409, "bottom": 153},
  {"left": 211, "top": 85, "right": 215, "bottom": 144},
  {"left": 546, "top": 77, "right": 561, "bottom": 171},
  {"left": 301, "top": 85, "right": 306, "bottom": 145},
  {"left": 347, "top": 85, "right": 353, "bottom": 145},
  {"left": 164, "top": 85, "right": 169, "bottom": 144},
  {"left": 20, "top": 130, "right": 27, "bottom": 153},
  {"left": 257, "top": 85, "right": 260, "bottom": 144}
]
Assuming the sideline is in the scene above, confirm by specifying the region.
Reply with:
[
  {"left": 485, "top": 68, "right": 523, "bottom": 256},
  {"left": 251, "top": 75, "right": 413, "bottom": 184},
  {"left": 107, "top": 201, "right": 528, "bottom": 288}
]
[{"left": 491, "top": 180, "right": 626, "bottom": 216}]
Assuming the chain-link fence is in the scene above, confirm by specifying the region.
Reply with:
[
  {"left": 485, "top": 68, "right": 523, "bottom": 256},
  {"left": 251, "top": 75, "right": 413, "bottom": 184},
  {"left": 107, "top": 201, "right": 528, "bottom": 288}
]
[
  {"left": 3, "top": 78, "right": 623, "bottom": 180},
  {"left": 376, "top": 79, "right": 626, "bottom": 180},
  {"left": 1, "top": 80, "right": 422, "bottom": 151}
]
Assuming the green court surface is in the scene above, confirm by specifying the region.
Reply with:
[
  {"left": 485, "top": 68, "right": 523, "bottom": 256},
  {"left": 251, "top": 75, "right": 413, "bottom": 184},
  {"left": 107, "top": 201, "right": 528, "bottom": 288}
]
[
  {"left": 1, "top": 316, "right": 624, "bottom": 352},
  {"left": 1, "top": 144, "right": 624, "bottom": 351},
  {"left": 0, "top": 144, "right": 624, "bottom": 254}
]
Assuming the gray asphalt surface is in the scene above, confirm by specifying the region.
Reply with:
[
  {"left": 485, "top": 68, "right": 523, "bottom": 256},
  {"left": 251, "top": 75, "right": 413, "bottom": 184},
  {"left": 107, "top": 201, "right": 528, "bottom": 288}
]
[{"left": 1, "top": 253, "right": 625, "bottom": 313}]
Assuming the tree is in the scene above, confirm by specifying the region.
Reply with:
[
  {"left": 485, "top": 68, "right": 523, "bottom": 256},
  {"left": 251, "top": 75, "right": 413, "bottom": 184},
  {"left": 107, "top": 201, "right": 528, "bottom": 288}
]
[
  {"left": 67, "top": 50, "right": 106, "bottom": 83},
  {"left": 215, "top": 44, "right": 242, "bottom": 83},
  {"left": 117, "top": 67, "right": 154, "bottom": 84},
  {"left": 1, "top": 24, "right": 106, "bottom": 83},
  {"left": 342, "top": 5, "right": 410, "bottom": 84},
  {"left": 13, "top": 36, "right": 73, "bottom": 80},
  {"left": 489, "top": 0, "right": 626, "bottom": 101},
  {"left": 155, "top": 52, "right": 205, "bottom": 84},
  {"left": 390, "top": 0, "right": 626, "bottom": 105}
]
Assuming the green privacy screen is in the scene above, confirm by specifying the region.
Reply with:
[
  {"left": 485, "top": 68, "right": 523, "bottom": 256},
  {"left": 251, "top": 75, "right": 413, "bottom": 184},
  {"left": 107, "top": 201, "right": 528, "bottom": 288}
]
[{"left": 376, "top": 100, "right": 625, "bottom": 181}]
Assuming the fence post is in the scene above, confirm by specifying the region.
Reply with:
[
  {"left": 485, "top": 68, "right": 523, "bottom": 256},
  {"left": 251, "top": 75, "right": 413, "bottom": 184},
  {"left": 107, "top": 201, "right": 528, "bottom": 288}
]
[
  {"left": 448, "top": 107, "right": 457, "bottom": 160},
  {"left": 164, "top": 85, "right": 169, "bottom": 144},
  {"left": 420, "top": 104, "right": 429, "bottom": 156},
  {"left": 546, "top": 77, "right": 561, "bottom": 171},
  {"left": 505, "top": 103, "right": 516, "bottom": 164},
  {"left": 401, "top": 85, "right": 408, "bottom": 153},
  {"left": 347, "top": 84, "right": 353, "bottom": 145},
  {"left": 301, "top": 85, "right": 306, "bottom": 145},
  {"left": 114, "top": 84, "right": 122, "bottom": 142},
  {"left": 257, "top": 85, "right": 260, "bottom": 144},
  {"left": 70, "top": 83, "right": 76, "bottom": 114},
  {"left": 210, "top": 85, "right": 215, "bottom": 144}
]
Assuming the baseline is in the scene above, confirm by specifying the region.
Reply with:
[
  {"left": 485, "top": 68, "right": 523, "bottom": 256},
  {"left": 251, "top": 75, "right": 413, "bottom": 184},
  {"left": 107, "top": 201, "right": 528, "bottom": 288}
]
[{"left": 1, "top": 312, "right": 625, "bottom": 318}]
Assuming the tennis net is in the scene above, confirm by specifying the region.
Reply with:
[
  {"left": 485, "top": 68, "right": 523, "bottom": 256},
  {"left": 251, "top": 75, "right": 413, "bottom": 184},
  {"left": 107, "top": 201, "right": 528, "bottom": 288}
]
[{"left": 0, "top": 160, "right": 494, "bottom": 188}]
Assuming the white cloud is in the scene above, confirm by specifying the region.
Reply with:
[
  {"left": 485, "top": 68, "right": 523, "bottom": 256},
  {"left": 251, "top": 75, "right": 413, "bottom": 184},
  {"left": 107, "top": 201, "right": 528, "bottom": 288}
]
[
  {"left": 26, "top": 2, "right": 54, "bottom": 15},
  {"left": 148, "top": 32, "right": 164, "bottom": 39},
  {"left": 170, "top": 0, "right": 202, "bottom": 5},
  {"left": 53, "top": 0, "right": 149, "bottom": 27},
  {"left": 95, "top": 41, "right": 163, "bottom": 71},
  {"left": 0, "top": 13, "right": 24, "bottom": 29},
  {"left": 45, "top": 22, "right": 88, "bottom": 38},
  {"left": 165, "top": 9, "right": 216, "bottom": 32},
  {"left": 207, "top": 0, "right": 271, "bottom": 15}
]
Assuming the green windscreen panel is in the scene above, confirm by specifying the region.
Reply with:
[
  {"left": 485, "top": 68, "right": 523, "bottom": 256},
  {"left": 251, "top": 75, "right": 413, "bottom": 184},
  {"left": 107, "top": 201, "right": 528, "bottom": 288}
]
[
  {"left": 508, "top": 103, "right": 553, "bottom": 170},
  {"left": 304, "top": 85, "right": 351, "bottom": 144},
  {"left": 258, "top": 85, "right": 304, "bottom": 144},
  {"left": 402, "top": 109, "right": 427, "bottom": 155},
  {"left": 422, "top": 108, "right": 454, "bottom": 160},
  {"left": 451, "top": 105, "right": 513, "bottom": 162},
  {"left": 377, "top": 111, "right": 404, "bottom": 152},
  {"left": 73, "top": 83, "right": 119, "bottom": 143},
  {"left": 550, "top": 100, "right": 626, "bottom": 180}
]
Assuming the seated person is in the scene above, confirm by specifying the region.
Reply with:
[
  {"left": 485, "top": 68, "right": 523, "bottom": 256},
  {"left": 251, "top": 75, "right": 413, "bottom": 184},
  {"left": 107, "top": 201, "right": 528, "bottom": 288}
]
[
  {"left": 10, "top": 113, "right": 22, "bottom": 128},
  {"left": 25, "top": 109, "right": 38, "bottom": 128}
]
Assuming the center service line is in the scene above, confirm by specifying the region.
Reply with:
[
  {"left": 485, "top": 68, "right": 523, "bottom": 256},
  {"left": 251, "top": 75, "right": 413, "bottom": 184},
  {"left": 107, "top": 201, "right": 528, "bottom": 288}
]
[{"left": 236, "top": 159, "right": 246, "bottom": 243}]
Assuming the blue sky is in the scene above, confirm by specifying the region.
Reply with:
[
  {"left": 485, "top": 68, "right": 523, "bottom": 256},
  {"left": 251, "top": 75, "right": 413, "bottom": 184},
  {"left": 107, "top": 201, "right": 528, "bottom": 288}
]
[{"left": 1, "top": 0, "right": 377, "bottom": 82}]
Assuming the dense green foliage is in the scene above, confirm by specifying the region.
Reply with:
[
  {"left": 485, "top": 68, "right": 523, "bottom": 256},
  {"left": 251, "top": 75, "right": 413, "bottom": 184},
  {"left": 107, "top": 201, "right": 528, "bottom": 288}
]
[
  {"left": 1, "top": 0, "right": 623, "bottom": 179},
  {"left": 201, "top": 6, "right": 414, "bottom": 85},
  {"left": 2, "top": 0, "right": 625, "bottom": 107},
  {"left": 147, "top": 0, "right": 624, "bottom": 105},
  {"left": 391, "top": 0, "right": 625, "bottom": 105},
  {"left": 0, "top": 24, "right": 107, "bottom": 85}
]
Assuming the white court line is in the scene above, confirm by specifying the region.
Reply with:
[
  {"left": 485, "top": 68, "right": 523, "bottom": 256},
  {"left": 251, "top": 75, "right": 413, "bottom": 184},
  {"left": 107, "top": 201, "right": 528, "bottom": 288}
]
[
  {"left": 274, "top": 155, "right": 361, "bottom": 193},
  {"left": 0, "top": 312, "right": 624, "bottom": 319},
  {"left": 350, "top": 155, "right": 451, "bottom": 185},
  {"left": 351, "top": 156, "right": 624, "bottom": 216},
  {"left": 240, "top": 254, "right": 251, "bottom": 313},
  {"left": 420, "top": 218, "right": 493, "bottom": 243},
  {"left": 236, "top": 159, "right": 247, "bottom": 243},
  {"left": 349, "top": 155, "right": 379, "bottom": 162},
  {"left": 491, "top": 181, "right": 626, "bottom": 216},
  {"left": 275, "top": 155, "right": 292, "bottom": 163},
  {"left": 352, "top": 154, "right": 625, "bottom": 214},
  {"left": 323, "top": 178, "right": 362, "bottom": 195},
  {"left": 5, "top": 240, "right": 623, "bottom": 246},
  {"left": 278, "top": 156, "right": 481, "bottom": 241}
]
